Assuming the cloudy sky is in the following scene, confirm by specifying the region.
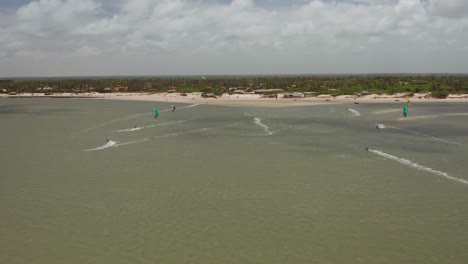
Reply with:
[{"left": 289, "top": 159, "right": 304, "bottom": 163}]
[{"left": 0, "top": 0, "right": 467, "bottom": 77}]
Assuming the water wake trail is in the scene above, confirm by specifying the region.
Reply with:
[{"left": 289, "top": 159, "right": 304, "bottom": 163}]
[
  {"left": 348, "top": 108, "right": 361, "bottom": 117},
  {"left": 143, "top": 119, "right": 193, "bottom": 129},
  {"left": 115, "top": 127, "right": 142, "bottom": 132},
  {"left": 373, "top": 109, "right": 401, "bottom": 115},
  {"left": 84, "top": 140, "right": 116, "bottom": 151},
  {"left": 114, "top": 128, "right": 210, "bottom": 148},
  {"left": 253, "top": 117, "right": 274, "bottom": 135},
  {"left": 74, "top": 104, "right": 199, "bottom": 136},
  {"left": 242, "top": 125, "right": 290, "bottom": 136},
  {"left": 115, "top": 119, "right": 192, "bottom": 132},
  {"left": 368, "top": 149, "right": 468, "bottom": 186},
  {"left": 156, "top": 104, "right": 199, "bottom": 113},
  {"left": 85, "top": 122, "right": 239, "bottom": 151},
  {"left": 380, "top": 124, "right": 462, "bottom": 146},
  {"left": 73, "top": 113, "right": 151, "bottom": 136},
  {"left": 177, "top": 103, "right": 199, "bottom": 110},
  {"left": 399, "top": 113, "right": 468, "bottom": 121}
]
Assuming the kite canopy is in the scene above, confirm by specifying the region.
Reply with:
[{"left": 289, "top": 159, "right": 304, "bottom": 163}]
[
  {"left": 153, "top": 109, "right": 159, "bottom": 119},
  {"left": 403, "top": 107, "right": 409, "bottom": 117}
]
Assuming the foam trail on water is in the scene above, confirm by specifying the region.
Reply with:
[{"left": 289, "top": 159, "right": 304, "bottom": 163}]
[
  {"left": 178, "top": 103, "right": 199, "bottom": 109},
  {"left": 85, "top": 122, "right": 239, "bottom": 151},
  {"left": 84, "top": 140, "right": 117, "bottom": 151},
  {"left": 253, "top": 117, "right": 273, "bottom": 135},
  {"left": 383, "top": 125, "right": 462, "bottom": 146},
  {"left": 144, "top": 119, "right": 192, "bottom": 129},
  {"left": 348, "top": 108, "right": 361, "bottom": 117},
  {"left": 368, "top": 149, "right": 468, "bottom": 186},
  {"left": 399, "top": 113, "right": 468, "bottom": 121},
  {"left": 112, "top": 138, "right": 151, "bottom": 147},
  {"left": 73, "top": 113, "right": 151, "bottom": 136},
  {"left": 115, "top": 119, "right": 192, "bottom": 132},
  {"left": 373, "top": 109, "right": 401, "bottom": 115},
  {"left": 157, "top": 104, "right": 199, "bottom": 113},
  {"left": 114, "top": 128, "right": 209, "bottom": 148},
  {"left": 115, "top": 127, "right": 142, "bottom": 132},
  {"left": 74, "top": 104, "right": 199, "bottom": 136}
]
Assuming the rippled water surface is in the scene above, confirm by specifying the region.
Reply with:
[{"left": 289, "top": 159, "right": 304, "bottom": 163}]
[{"left": 1, "top": 98, "right": 467, "bottom": 263}]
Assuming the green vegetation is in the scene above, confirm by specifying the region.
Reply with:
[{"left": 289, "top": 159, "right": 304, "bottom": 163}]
[
  {"left": 1, "top": 75, "right": 467, "bottom": 96},
  {"left": 431, "top": 91, "right": 450, "bottom": 99}
]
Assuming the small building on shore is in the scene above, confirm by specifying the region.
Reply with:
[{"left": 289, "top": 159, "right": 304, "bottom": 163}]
[
  {"left": 283, "top": 92, "right": 304, "bottom": 98},
  {"left": 73, "top": 89, "right": 84, "bottom": 93},
  {"left": 202, "top": 93, "right": 217, "bottom": 98},
  {"left": 304, "top": 92, "right": 317, "bottom": 97},
  {"left": 232, "top": 89, "right": 245, "bottom": 94},
  {"left": 254, "top": 89, "right": 283, "bottom": 94},
  {"left": 113, "top": 86, "right": 128, "bottom": 92}
]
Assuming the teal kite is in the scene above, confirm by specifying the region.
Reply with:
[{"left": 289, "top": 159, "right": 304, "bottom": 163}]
[
  {"left": 153, "top": 109, "right": 159, "bottom": 119},
  {"left": 403, "top": 107, "right": 408, "bottom": 117}
]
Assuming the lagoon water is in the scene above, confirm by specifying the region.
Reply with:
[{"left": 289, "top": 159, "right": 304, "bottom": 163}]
[{"left": 1, "top": 98, "right": 467, "bottom": 263}]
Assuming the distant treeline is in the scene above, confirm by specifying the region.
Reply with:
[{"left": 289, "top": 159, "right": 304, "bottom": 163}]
[{"left": 1, "top": 75, "right": 468, "bottom": 98}]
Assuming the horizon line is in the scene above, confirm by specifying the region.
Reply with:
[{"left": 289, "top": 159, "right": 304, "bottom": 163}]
[{"left": 2, "top": 72, "right": 468, "bottom": 80}]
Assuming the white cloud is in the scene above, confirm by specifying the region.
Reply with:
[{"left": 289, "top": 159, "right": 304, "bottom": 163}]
[
  {"left": 0, "top": 0, "right": 468, "bottom": 77},
  {"left": 16, "top": 0, "right": 100, "bottom": 36},
  {"left": 75, "top": 45, "right": 102, "bottom": 56},
  {"left": 230, "top": 0, "right": 254, "bottom": 9},
  {"left": 428, "top": 0, "right": 468, "bottom": 18}
]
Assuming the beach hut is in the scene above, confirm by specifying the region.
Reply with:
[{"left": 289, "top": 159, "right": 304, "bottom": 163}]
[
  {"left": 304, "top": 92, "right": 317, "bottom": 97},
  {"left": 202, "top": 93, "right": 217, "bottom": 98},
  {"left": 254, "top": 89, "right": 283, "bottom": 94},
  {"left": 283, "top": 92, "right": 304, "bottom": 98}
]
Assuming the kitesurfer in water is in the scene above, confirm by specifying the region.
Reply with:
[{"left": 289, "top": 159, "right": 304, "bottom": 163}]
[
  {"left": 106, "top": 138, "right": 110, "bottom": 143},
  {"left": 172, "top": 105, "right": 176, "bottom": 112},
  {"left": 366, "top": 147, "right": 369, "bottom": 151}
]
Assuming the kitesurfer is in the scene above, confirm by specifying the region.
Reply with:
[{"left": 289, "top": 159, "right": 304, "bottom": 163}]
[
  {"left": 366, "top": 147, "right": 369, "bottom": 151},
  {"left": 106, "top": 138, "right": 109, "bottom": 143},
  {"left": 172, "top": 105, "right": 176, "bottom": 112}
]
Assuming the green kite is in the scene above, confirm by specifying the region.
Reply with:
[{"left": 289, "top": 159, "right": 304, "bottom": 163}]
[{"left": 403, "top": 107, "right": 408, "bottom": 117}]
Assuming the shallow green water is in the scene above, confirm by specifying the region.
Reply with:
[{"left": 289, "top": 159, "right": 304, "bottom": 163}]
[{"left": 1, "top": 98, "right": 467, "bottom": 263}]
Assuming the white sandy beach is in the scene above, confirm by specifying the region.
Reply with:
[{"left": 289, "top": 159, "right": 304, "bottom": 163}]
[{"left": 2, "top": 92, "right": 468, "bottom": 107}]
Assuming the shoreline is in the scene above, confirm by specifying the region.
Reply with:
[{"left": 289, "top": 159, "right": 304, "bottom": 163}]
[{"left": 2, "top": 92, "right": 468, "bottom": 107}]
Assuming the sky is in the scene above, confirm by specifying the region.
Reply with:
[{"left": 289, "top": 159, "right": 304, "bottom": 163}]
[{"left": 0, "top": 0, "right": 467, "bottom": 77}]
